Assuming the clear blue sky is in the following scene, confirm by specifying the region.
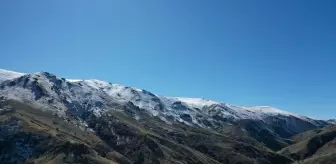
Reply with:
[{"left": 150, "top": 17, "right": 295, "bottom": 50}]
[{"left": 0, "top": 1, "right": 335, "bottom": 119}]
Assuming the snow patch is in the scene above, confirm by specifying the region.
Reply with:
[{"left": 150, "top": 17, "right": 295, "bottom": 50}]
[
  {"left": 174, "top": 97, "right": 219, "bottom": 108},
  {"left": 0, "top": 69, "right": 25, "bottom": 82}
]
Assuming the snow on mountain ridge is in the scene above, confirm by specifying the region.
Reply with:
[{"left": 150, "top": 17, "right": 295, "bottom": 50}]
[
  {"left": 66, "top": 79, "right": 82, "bottom": 82},
  {"left": 0, "top": 69, "right": 312, "bottom": 122},
  {"left": 174, "top": 97, "right": 219, "bottom": 109},
  {"left": 245, "top": 106, "right": 293, "bottom": 115},
  {"left": 0, "top": 69, "right": 25, "bottom": 82}
]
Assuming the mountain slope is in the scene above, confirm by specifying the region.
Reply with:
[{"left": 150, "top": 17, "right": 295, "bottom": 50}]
[
  {"left": 0, "top": 99, "right": 293, "bottom": 164},
  {"left": 279, "top": 125, "right": 336, "bottom": 163},
  {"left": 0, "top": 69, "right": 331, "bottom": 163}
]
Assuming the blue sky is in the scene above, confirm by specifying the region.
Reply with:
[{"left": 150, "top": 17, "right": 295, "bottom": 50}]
[{"left": 0, "top": 1, "right": 335, "bottom": 119}]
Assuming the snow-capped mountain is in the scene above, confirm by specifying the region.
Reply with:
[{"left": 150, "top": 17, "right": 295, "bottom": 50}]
[
  {"left": 0, "top": 69, "right": 329, "bottom": 144},
  {"left": 0, "top": 69, "right": 327, "bottom": 124}
]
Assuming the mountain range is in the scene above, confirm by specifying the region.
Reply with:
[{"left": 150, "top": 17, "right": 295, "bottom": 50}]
[{"left": 0, "top": 69, "right": 334, "bottom": 164}]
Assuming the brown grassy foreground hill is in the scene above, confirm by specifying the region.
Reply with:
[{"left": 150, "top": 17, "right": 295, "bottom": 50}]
[{"left": 279, "top": 125, "right": 336, "bottom": 164}]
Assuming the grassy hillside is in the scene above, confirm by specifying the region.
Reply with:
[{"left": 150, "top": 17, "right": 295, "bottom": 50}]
[
  {"left": 279, "top": 125, "right": 336, "bottom": 163},
  {"left": 0, "top": 100, "right": 293, "bottom": 164}
]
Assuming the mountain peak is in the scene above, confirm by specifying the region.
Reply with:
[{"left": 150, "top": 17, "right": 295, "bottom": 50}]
[{"left": 174, "top": 97, "right": 219, "bottom": 108}]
